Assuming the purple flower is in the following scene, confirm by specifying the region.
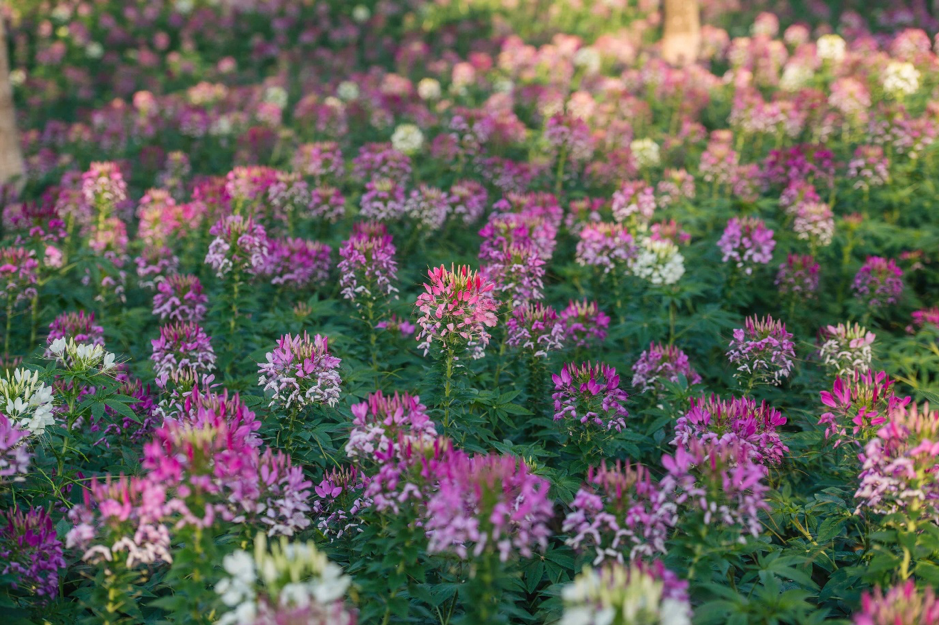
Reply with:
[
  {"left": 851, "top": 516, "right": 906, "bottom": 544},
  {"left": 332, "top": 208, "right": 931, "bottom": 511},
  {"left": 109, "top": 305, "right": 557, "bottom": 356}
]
[
  {"left": 0, "top": 507, "right": 65, "bottom": 598},
  {"left": 359, "top": 178, "right": 407, "bottom": 222},
  {"left": 817, "top": 322, "right": 875, "bottom": 377},
  {"left": 661, "top": 438, "right": 769, "bottom": 537},
  {"left": 818, "top": 370, "right": 907, "bottom": 448},
  {"left": 152, "top": 274, "right": 209, "bottom": 323},
  {"left": 0, "top": 247, "right": 39, "bottom": 305},
  {"left": 482, "top": 241, "right": 545, "bottom": 307},
  {"left": 717, "top": 217, "right": 775, "bottom": 275},
  {"left": 405, "top": 184, "right": 453, "bottom": 231},
  {"left": 425, "top": 452, "right": 553, "bottom": 562},
  {"left": 293, "top": 141, "right": 344, "bottom": 181},
  {"left": 308, "top": 184, "right": 346, "bottom": 222},
  {"left": 449, "top": 180, "right": 488, "bottom": 224},
  {"left": 346, "top": 390, "right": 438, "bottom": 463},
  {"left": 544, "top": 113, "right": 595, "bottom": 163},
  {"left": 853, "top": 256, "right": 904, "bottom": 310},
  {"left": 352, "top": 142, "right": 411, "bottom": 184},
  {"left": 45, "top": 310, "right": 104, "bottom": 356},
  {"left": 311, "top": 465, "right": 369, "bottom": 538},
  {"left": 631, "top": 342, "right": 702, "bottom": 394},
  {"left": 612, "top": 180, "right": 656, "bottom": 223},
  {"left": 505, "top": 303, "right": 565, "bottom": 357},
  {"left": 258, "top": 332, "right": 341, "bottom": 409},
  {"left": 204, "top": 215, "right": 270, "bottom": 278},
  {"left": 560, "top": 299, "right": 610, "bottom": 348},
  {"left": 0, "top": 413, "right": 30, "bottom": 482},
  {"left": 575, "top": 222, "right": 635, "bottom": 273},
  {"left": 260, "top": 237, "right": 331, "bottom": 288},
  {"left": 673, "top": 395, "right": 788, "bottom": 465},
  {"left": 337, "top": 222, "right": 398, "bottom": 304},
  {"left": 855, "top": 402, "right": 939, "bottom": 519},
  {"left": 776, "top": 253, "right": 820, "bottom": 297},
  {"left": 552, "top": 362, "right": 629, "bottom": 432},
  {"left": 853, "top": 581, "right": 939, "bottom": 625},
  {"left": 727, "top": 315, "right": 796, "bottom": 386},
  {"left": 562, "top": 460, "right": 676, "bottom": 563},
  {"left": 151, "top": 321, "right": 217, "bottom": 378}
]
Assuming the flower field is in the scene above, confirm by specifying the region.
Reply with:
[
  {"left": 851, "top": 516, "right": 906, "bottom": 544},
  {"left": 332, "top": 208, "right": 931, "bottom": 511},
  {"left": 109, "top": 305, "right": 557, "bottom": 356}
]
[{"left": 4, "top": 0, "right": 939, "bottom": 623}]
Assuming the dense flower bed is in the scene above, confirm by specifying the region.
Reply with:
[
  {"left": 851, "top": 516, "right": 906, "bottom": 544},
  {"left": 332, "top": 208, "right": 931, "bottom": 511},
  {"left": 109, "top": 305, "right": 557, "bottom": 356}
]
[{"left": 3, "top": 1, "right": 939, "bottom": 623}]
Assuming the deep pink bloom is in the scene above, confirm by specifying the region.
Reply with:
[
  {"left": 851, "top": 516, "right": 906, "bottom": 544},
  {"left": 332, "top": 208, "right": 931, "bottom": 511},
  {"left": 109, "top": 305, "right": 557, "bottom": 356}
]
[
  {"left": 1, "top": 507, "right": 65, "bottom": 598},
  {"left": 717, "top": 217, "right": 775, "bottom": 275},
  {"left": 552, "top": 362, "right": 629, "bottom": 432},
  {"left": 560, "top": 299, "right": 610, "bottom": 348},
  {"left": 414, "top": 265, "right": 499, "bottom": 360},
  {"left": 853, "top": 256, "right": 904, "bottom": 309},
  {"left": 258, "top": 332, "right": 341, "bottom": 409},
  {"left": 631, "top": 342, "right": 702, "bottom": 394},
  {"left": 152, "top": 274, "right": 208, "bottom": 323},
  {"left": 854, "top": 581, "right": 939, "bottom": 625},
  {"left": 673, "top": 395, "right": 788, "bottom": 465}
]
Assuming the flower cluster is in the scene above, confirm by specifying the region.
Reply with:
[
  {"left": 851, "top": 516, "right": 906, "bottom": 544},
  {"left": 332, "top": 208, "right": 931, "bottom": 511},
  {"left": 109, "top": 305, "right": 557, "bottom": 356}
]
[
  {"left": 414, "top": 265, "right": 499, "bottom": 360},
  {"left": 345, "top": 390, "right": 437, "bottom": 462},
  {"left": 205, "top": 215, "right": 270, "bottom": 279},
  {"left": 855, "top": 402, "right": 939, "bottom": 520},
  {"left": 152, "top": 274, "right": 209, "bottom": 322},
  {"left": 425, "top": 452, "right": 553, "bottom": 561},
  {"left": 560, "top": 561, "right": 691, "bottom": 625},
  {"left": 563, "top": 461, "right": 676, "bottom": 564},
  {"left": 793, "top": 201, "right": 835, "bottom": 248},
  {"left": 483, "top": 241, "right": 545, "bottom": 306},
  {"left": 151, "top": 321, "right": 216, "bottom": 378},
  {"left": 726, "top": 315, "right": 796, "bottom": 386},
  {"left": 337, "top": 222, "right": 399, "bottom": 304},
  {"left": 717, "top": 217, "right": 775, "bottom": 275},
  {"left": 575, "top": 223, "right": 635, "bottom": 273},
  {"left": 258, "top": 332, "right": 341, "bottom": 410},
  {"left": 853, "top": 582, "right": 939, "bottom": 625},
  {"left": 0, "top": 413, "right": 30, "bottom": 482},
  {"left": 673, "top": 395, "right": 788, "bottom": 465},
  {"left": 853, "top": 257, "right": 904, "bottom": 310},
  {"left": 817, "top": 323, "right": 876, "bottom": 377},
  {"left": 505, "top": 303, "right": 565, "bottom": 357},
  {"left": 818, "top": 371, "right": 907, "bottom": 448},
  {"left": 261, "top": 237, "right": 331, "bottom": 288},
  {"left": 0, "top": 368, "right": 55, "bottom": 436},
  {"left": 215, "top": 533, "right": 355, "bottom": 625},
  {"left": 0, "top": 507, "right": 65, "bottom": 599},
  {"left": 560, "top": 300, "right": 610, "bottom": 348},
  {"left": 661, "top": 438, "right": 769, "bottom": 537},
  {"left": 631, "top": 342, "right": 701, "bottom": 394},
  {"left": 45, "top": 310, "right": 104, "bottom": 357},
  {"left": 0, "top": 247, "right": 39, "bottom": 305},
  {"left": 552, "top": 362, "right": 629, "bottom": 432},
  {"left": 776, "top": 253, "right": 820, "bottom": 297},
  {"left": 628, "top": 237, "right": 685, "bottom": 286}
]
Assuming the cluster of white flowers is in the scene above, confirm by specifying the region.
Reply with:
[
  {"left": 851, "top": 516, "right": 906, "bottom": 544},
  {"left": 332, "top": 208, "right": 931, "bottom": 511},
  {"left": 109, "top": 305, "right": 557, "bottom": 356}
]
[
  {"left": 816, "top": 34, "right": 846, "bottom": 63},
  {"left": 629, "top": 238, "right": 685, "bottom": 286},
  {"left": 882, "top": 61, "right": 920, "bottom": 98},
  {"left": 779, "top": 62, "right": 814, "bottom": 92},
  {"left": 336, "top": 81, "right": 360, "bottom": 101},
  {"left": 417, "top": 78, "right": 442, "bottom": 101},
  {"left": 573, "top": 46, "right": 602, "bottom": 74},
  {"left": 560, "top": 564, "right": 692, "bottom": 625},
  {"left": 263, "top": 86, "right": 289, "bottom": 109},
  {"left": 391, "top": 123, "right": 425, "bottom": 155},
  {"left": 630, "top": 138, "right": 661, "bottom": 169},
  {"left": 49, "top": 337, "right": 117, "bottom": 373},
  {"left": 217, "top": 534, "right": 353, "bottom": 625},
  {"left": 0, "top": 369, "right": 55, "bottom": 436}
]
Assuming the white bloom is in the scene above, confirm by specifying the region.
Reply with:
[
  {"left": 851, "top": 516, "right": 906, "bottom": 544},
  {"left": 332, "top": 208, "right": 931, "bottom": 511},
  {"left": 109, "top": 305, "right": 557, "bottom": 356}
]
[
  {"left": 174, "top": 0, "right": 195, "bottom": 14},
  {"left": 630, "top": 138, "right": 661, "bottom": 169},
  {"left": 417, "top": 78, "right": 442, "bottom": 101},
  {"left": 882, "top": 61, "right": 920, "bottom": 98},
  {"left": 391, "top": 123, "right": 424, "bottom": 155},
  {"left": 263, "top": 86, "right": 289, "bottom": 109},
  {"left": 629, "top": 238, "right": 685, "bottom": 286},
  {"left": 352, "top": 5, "right": 371, "bottom": 23},
  {"left": 210, "top": 115, "right": 234, "bottom": 137},
  {"left": 494, "top": 78, "right": 515, "bottom": 94},
  {"left": 0, "top": 368, "right": 55, "bottom": 436},
  {"left": 573, "top": 47, "right": 602, "bottom": 74},
  {"left": 50, "top": 338, "right": 67, "bottom": 357},
  {"left": 336, "top": 81, "right": 360, "bottom": 101},
  {"left": 85, "top": 42, "right": 104, "bottom": 59},
  {"left": 9, "top": 69, "right": 26, "bottom": 87},
  {"left": 816, "top": 34, "right": 846, "bottom": 63},
  {"left": 779, "top": 62, "right": 813, "bottom": 92}
]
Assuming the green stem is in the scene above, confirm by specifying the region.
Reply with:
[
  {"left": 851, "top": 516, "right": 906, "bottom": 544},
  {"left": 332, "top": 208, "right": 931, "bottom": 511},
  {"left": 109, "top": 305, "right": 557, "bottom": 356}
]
[{"left": 443, "top": 347, "right": 455, "bottom": 429}]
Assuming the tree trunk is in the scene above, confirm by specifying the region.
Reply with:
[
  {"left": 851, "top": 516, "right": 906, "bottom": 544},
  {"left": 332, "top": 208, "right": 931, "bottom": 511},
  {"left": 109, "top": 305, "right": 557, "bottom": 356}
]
[
  {"left": 662, "top": 0, "right": 701, "bottom": 67},
  {"left": 0, "top": 18, "right": 24, "bottom": 190}
]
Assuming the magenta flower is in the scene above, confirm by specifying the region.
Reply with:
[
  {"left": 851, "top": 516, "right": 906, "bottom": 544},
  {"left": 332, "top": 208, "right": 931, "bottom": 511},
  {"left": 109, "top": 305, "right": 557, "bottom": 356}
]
[
  {"left": 293, "top": 141, "right": 344, "bottom": 180},
  {"left": 449, "top": 179, "right": 488, "bottom": 224},
  {"left": 575, "top": 222, "right": 635, "bottom": 273},
  {"left": 425, "top": 452, "right": 553, "bottom": 562},
  {"left": 855, "top": 402, "right": 939, "bottom": 519},
  {"left": 359, "top": 177, "right": 407, "bottom": 222},
  {"left": 0, "top": 507, "right": 65, "bottom": 598},
  {"left": 365, "top": 434, "right": 455, "bottom": 515},
  {"left": 505, "top": 303, "right": 565, "bottom": 357},
  {"left": 853, "top": 581, "right": 939, "bottom": 625},
  {"left": 717, "top": 217, "right": 775, "bottom": 275},
  {"left": 0, "top": 413, "right": 30, "bottom": 482},
  {"left": 479, "top": 211, "right": 557, "bottom": 263},
  {"left": 346, "top": 390, "right": 438, "bottom": 463},
  {"left": 673, "top": 395, "right": 788, "bottom": 465},
  {"left": 853, "top": 256, "right": 904, "bottom": 310},
  {"left": 552, "top": 362, "right": 629, "bottom": 432},
  {"left": 352, "top": 142, "right": 411, "bottom": 183},
  {"left": 204, "top": 215, "right": 270, "bottom": 279},
  {"left": 311, "top": 465, "right": 369, "bottom": 538},
  {"left": 612, "top": 180, "right": 656, "bottom": 223},
  {"left": 631, "top": 342, "right": 702, "bottom": 394},
  {"left": 482, "top": 241, "right": 545, "bottom": 307},
  {"left": 152, "top": 274, "right": 209, "bottom": 323},
  {"left": 911, "top": 307, "right": 939, "bottom": 331},
  {"left": 727, "top": 315, "right": 796, "bottom": 386},
  {"left": 308, "top": 184, "right": 346, "bottom": 222},
  {"left": 260, "top": 237, "right": 331, "bottom": 288},
  {"left": 81, "top": 161, "right": 127, "bottom": 215},
  {"left": 0, "top": 246, "right": 39, "bottom": 305},
  {"left": 562, "top": 460, "right": 676, "bottom": 563},
  {"left": 405, "top": 184, "right": 453, "bottom": 231},
  {"left": 45, "top": 310, "right": 104, "bottom": 355},
  {"left": 258, "top": 332, "right": 341, "bottom": 410},
  {"left": 776, "top": 253, "right": 820, "bottom": 297},
  {"left": 661, "top": 438, "right": 769, "bottom": 538},
  {"left": 376, "top": 314, "right": 415, "bottom": 337},
  {"left": 150, "top": 321, "right": 217, "bottom": 378},
  {"left": 414, "top": 265, "right": 499, "bottom": 360},
  {"left": 560, "top": 299, "right": 610, "bottom": 348},
  {"left": 337, "top": 222, "right": 398, "bottom": 304},
  {"left": 818, "top": 370, "right": 907, "bottom": 448}
]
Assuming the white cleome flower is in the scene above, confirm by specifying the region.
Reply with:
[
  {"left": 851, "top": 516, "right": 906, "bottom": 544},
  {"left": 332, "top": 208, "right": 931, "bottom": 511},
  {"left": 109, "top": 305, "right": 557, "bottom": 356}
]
[
  {"left": 629, "top": 238, "right": 685, "bottom": 286},
  {"left": 0, "top": 368, "right": 55, "bottom": 436},
  {"left": 882, "top": 61, "right": 920, "bottom": 98},
  {"left": 630, "top": 138, "right": 661, "bottom": 169},
  {"left": 391, "top": 123, "right": 424, "bottom": 155}
]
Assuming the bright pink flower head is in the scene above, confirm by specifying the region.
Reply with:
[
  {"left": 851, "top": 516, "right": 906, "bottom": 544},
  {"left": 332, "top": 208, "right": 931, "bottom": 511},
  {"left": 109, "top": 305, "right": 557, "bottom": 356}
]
[
  {"left": 854, "top": 581, "right": 939, "bottom": 625},
  {"left": 258, "top": 332, "right": 342, "bottom": 409},
  {"left": 0, "top": 246, "right": 39, "bottom": 304},
  {"left": 552, "top": 362, "right": 629, "bottom": 432},
  {"left": 575, "top": 222, "right": 635, "bottom": 273},
  {"left": 0, "top": 413, "right": 30, "bottom": 482},
  {"left": 152, "top": 274, "right": 208, "bottom": 323},
  {"left": 150, "top": 321, "right": 216, "bottom": 378},
  {"left": 819, "top": 370, "right": 908, "bottom": 448},
  {"left": 482, "top": 241, "right": 545, "bottom": 307},
  {"left": 717, "top": 217, "right": 775, "bottom": 275},
  {"left": 346, "top": 390, "right": 438, "bottom": 462},
  {"left": 260, "top": 237, "right": 331, "bottom": 288},
  {"left": 727, "top": 315, "right": 795, "bottom": 386},
  {"left": 631, "top": 342, "right": 702, "bottom": 394},
  {"left": 853, "top": 256, "right": 904, "bottom": 310},
  {"left": 414, "top": 264, "right": 499, "bottom": 360},
  {"left": 505, "top": 303, "right": 565, "bottom": 357},
  {"left": 338, "top": 222, "right": 398, "bottom": 304},
  {"left": 0, "top": 507, "right": 66, "bottom": 598},
  {"left": 674, "top": 395, "right": 788, "bottom": 465},
  {"left": 46, "top": 310, "right": 104, "bottom": 350},
  {"left": 560, "top": 299, "right": 610, "bottom": 348},
  {"left": 204, "top": 215, "right": 269, "bottom": 278}
]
